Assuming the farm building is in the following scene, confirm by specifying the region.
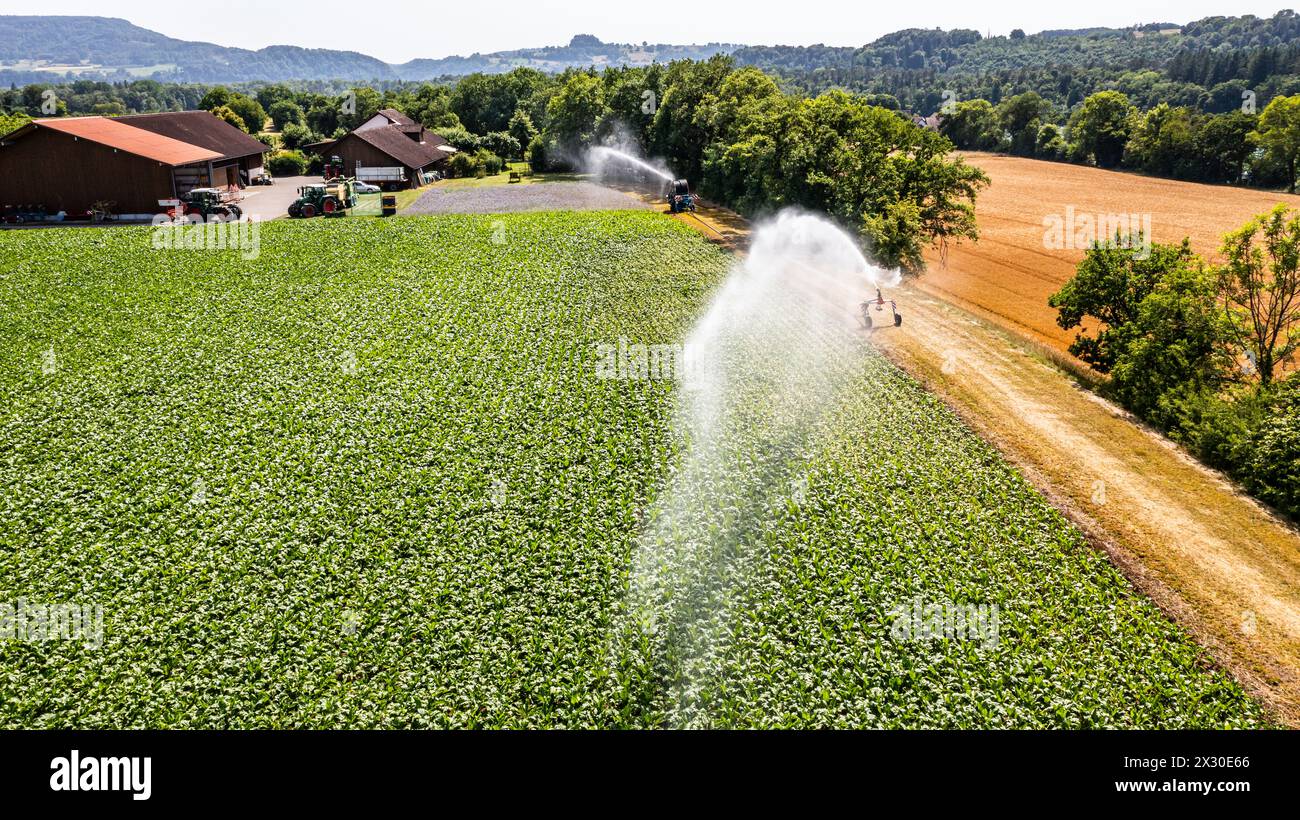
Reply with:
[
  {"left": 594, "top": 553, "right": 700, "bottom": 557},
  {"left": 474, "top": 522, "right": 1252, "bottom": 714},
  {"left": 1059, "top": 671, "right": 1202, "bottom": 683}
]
[
  {"left": 0, "top": 112, "right": 269, "bottom": 218},
  {"left": 308, "top": 109, "right": 455, "bottom": 190},
  {"left": 356, "top": 108, "right": 421, "bottom": 132},
  {"left": 912, "top": 113, "right": 942, "bottom": 131},
  {"left": 116, "top": 111, "right": 269, "bottom": 190}
]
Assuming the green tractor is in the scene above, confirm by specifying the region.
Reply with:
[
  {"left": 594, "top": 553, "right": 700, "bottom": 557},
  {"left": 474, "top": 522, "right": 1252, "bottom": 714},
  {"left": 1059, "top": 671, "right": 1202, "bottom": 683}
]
[
  {"left": 166, "top": 188, "right": 242, "bottom": 221},
  {"left": 288, "top": 156, "right": 358, "bottom": 218},
  {"left": 288, "top": 181, "right": 357, "bottom": 218}
]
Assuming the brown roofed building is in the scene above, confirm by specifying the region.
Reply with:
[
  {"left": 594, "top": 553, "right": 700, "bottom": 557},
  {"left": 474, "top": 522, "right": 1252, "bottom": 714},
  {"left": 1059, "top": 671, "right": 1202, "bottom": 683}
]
[
  {"left": 118, "top": 111, "right": 271, "bottom": 189},
  {"left": 0, "top": 111, "right": 269, "bottom": 217},
  {"left": 312, "top": 111, "right": 454, "bottom": 191},
  {"left": 358, "top": 108, "right": 417, "bottom": 129}
]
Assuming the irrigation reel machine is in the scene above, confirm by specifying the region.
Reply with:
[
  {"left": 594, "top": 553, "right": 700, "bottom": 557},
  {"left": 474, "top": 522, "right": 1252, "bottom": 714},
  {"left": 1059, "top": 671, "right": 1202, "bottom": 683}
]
[{"left": 861, "top": 288, "right": 902, "bottom": 329}]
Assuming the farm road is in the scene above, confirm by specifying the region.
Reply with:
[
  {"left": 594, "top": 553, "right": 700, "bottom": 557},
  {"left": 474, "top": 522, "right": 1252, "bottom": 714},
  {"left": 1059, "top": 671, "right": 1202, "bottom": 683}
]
[{"left": 236, "top": 176, "right": 321, "bottom": 221}]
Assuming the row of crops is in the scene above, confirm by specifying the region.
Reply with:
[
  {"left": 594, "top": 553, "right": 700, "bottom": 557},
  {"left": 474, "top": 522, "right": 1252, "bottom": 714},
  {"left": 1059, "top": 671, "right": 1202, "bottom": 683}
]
[{"left": 0, "top": 213, "right": 1267, "bottom": 726}]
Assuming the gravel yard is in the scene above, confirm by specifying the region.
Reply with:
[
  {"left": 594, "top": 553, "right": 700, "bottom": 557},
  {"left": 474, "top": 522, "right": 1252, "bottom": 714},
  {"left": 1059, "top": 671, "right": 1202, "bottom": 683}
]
[{"left": 406, "top": 181, "right": 652, "bottom": 214}]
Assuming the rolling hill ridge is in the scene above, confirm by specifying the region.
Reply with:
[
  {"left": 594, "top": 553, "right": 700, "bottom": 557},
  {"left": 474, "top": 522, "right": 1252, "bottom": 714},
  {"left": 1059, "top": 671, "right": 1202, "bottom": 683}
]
[{"left": 0, "top": 17, "right": 738, "bottom": 83}]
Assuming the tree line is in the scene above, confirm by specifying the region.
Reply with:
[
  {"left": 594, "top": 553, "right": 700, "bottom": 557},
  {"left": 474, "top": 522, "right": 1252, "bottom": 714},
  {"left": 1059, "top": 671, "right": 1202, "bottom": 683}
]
[
  {"left": 527, "top": 58, "right": 988, "bottom": 271},
  {"left": 938, "top": 87, "right": 1300, "bottom": 191},
  {"left": 735, "top": 11, "right": 1300, "bottom": 114}
]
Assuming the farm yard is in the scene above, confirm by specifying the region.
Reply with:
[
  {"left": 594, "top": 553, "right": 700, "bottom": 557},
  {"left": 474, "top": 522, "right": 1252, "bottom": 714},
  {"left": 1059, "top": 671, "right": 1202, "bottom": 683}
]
[{"left": 0, "top": 213, "right": 1267, "bottom": 727}]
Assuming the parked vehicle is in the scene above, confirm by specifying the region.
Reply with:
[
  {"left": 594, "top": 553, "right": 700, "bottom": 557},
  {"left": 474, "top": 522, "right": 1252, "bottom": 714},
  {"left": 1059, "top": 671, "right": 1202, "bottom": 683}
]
[
  {"left": 251, "top": 172, "right": 274, "bottom": 186},
  {"left": 356, "top": 164, "right": 408, "bottom": 192},
  {"left": 354, "top": 181, "right": 381, "bottom": 194},
  {"left": 288, "top": 157, "right": 359, "bottom": 218},
  {"left": 288, "top": 180, "right": 357, "bottom": 218},
  {"left": 163, "top": 189, "right": 242, "bottom": 221}
]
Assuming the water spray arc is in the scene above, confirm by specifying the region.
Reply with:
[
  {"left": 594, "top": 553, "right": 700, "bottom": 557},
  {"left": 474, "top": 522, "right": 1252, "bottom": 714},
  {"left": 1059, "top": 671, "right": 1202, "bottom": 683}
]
[
  {"left": 613, "top": 210, "right": 901, "bottom": 725},
  {"left": 585, "top": 145, "right": 697, "bottom": 213},
  {"left": 586, "top": 145, "right": 674, "bottom": 182}
]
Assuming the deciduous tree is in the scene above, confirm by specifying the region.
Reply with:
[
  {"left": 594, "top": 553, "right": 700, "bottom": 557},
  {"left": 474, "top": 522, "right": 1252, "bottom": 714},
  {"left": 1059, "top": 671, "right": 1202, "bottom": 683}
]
[
  {"left": 1068, "top": 90, "right": 1136, "bottom": 168},
  {"left": 1217, "top": 204, "right": 1300, "bottom": 386},
  {"left": 1251, "top": 94, "right": 1300, "bottom": 192}
]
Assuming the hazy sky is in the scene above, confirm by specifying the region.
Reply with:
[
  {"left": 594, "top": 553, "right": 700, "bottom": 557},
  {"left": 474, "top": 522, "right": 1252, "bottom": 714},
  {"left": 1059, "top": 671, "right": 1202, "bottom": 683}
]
[{"left": 0, "top": 1, "right": 1290, "bottom": 63}]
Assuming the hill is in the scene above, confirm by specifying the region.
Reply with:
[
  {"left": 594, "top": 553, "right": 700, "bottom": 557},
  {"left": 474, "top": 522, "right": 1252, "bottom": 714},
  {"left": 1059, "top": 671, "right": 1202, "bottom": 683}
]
[
  {"left": 8, "top": 11, "right": 1300, "bottom": 89},
  {"left": 0, "top": 16, "right": 394, "bottom": 82},
  {"left": 0, "top": 18, "right": 739, "bottom": 83},
  {"left": 734, "top": 10, "right": 1300, "bottom": 111},
  {"left": 735, "top": 11, "right": 1300, "bottom": 76},
  {"left": 393, "top": 34, "right": 739, "bottom": 80}
]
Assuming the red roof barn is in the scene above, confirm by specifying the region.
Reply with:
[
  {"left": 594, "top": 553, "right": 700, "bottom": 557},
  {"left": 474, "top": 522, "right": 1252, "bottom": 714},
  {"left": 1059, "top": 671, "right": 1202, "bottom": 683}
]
[{"left": 0, "top": 111, "right": 269, "bottom": 217}]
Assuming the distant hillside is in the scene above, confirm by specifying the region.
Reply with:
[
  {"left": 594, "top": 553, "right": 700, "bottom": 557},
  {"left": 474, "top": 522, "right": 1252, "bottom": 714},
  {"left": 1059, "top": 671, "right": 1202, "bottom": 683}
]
[
  {"left": 0, "top": 17, "right": 739, "bottom": 83},
  {"left": 0, "top": 16, "right": 393, "bottom": 82},
  {"left": 9, "top": 11, "right": 1300, "bottom": 88},
  {"left": 733, "top": 11, "right": 1300, "bottom": 77},
  {"left": 394, "top": 34, "right": 740, "bottom": 80},
  {"left": 731, "top": 10, "right": 1300, "bottom": 112}
]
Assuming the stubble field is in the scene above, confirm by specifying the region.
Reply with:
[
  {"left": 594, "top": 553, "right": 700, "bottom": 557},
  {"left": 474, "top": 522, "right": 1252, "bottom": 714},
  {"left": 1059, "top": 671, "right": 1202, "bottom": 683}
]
[{"left": 919, "top": 152, "right": 1300, "bottom": 358}]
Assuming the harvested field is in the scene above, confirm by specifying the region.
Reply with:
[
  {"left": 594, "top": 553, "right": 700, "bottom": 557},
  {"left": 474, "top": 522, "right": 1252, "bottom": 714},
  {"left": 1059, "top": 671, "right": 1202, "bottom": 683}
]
[
  {"left": 920, "top": 153, "right": 1300, "bottom": 357},
  {"left": 407, "top": 181, "right": 651, "bottom": 215}
]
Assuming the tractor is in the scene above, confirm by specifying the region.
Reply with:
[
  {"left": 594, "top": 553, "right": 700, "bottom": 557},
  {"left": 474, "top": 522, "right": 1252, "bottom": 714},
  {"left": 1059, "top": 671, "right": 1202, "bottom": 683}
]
[
  {"left": 288, "top": 157, "right": 357, "bottom": 218},
  {"left": 666, "top": 178, "right": 696, "bottom": 214},
  {"left": 165, "top": 188, "right": 242, "bottom": 221}
]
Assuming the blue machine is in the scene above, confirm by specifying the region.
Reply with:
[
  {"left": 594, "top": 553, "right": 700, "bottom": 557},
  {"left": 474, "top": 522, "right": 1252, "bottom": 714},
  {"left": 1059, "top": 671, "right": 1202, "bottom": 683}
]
[{"left": 667, "top": 178, "right": 696, "bottom": 214}]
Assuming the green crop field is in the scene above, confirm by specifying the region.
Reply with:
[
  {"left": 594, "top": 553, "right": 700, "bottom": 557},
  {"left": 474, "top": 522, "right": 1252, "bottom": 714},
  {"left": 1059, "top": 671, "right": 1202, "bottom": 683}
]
[{"left": 0, "top": 213, "right": 1266, "bottom": 727}]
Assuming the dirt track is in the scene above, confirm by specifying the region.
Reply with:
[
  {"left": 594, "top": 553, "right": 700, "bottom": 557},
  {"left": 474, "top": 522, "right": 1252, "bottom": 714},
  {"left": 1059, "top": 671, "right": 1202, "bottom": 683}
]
[{"left": 657, "top": 187, "right": 1300, "bottom": 725}]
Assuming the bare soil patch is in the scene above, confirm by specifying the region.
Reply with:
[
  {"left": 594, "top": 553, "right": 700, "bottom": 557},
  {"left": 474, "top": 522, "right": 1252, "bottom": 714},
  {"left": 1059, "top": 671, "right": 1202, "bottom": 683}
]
[{"left": 406, "top": 181, "right": 653, "bottom": 215}]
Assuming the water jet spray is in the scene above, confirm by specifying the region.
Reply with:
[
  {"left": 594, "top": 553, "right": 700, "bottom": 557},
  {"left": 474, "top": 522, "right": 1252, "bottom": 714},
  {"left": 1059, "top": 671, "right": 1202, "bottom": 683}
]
[{"left": 613, "top": 209, "right": 901, "bottom": 725}]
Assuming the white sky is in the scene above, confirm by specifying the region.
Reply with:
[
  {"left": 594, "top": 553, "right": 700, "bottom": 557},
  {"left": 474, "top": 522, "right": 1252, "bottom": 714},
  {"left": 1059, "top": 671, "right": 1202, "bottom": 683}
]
[{"left": 0, "top": 2, "right": 1290, "bottom": 64}]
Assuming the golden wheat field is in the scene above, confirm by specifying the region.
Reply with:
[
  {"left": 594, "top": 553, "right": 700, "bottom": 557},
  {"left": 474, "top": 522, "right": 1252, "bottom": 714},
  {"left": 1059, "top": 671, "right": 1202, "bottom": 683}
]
[{"left": 919, "top": 152, "right": 1300, "bottom": 354}]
